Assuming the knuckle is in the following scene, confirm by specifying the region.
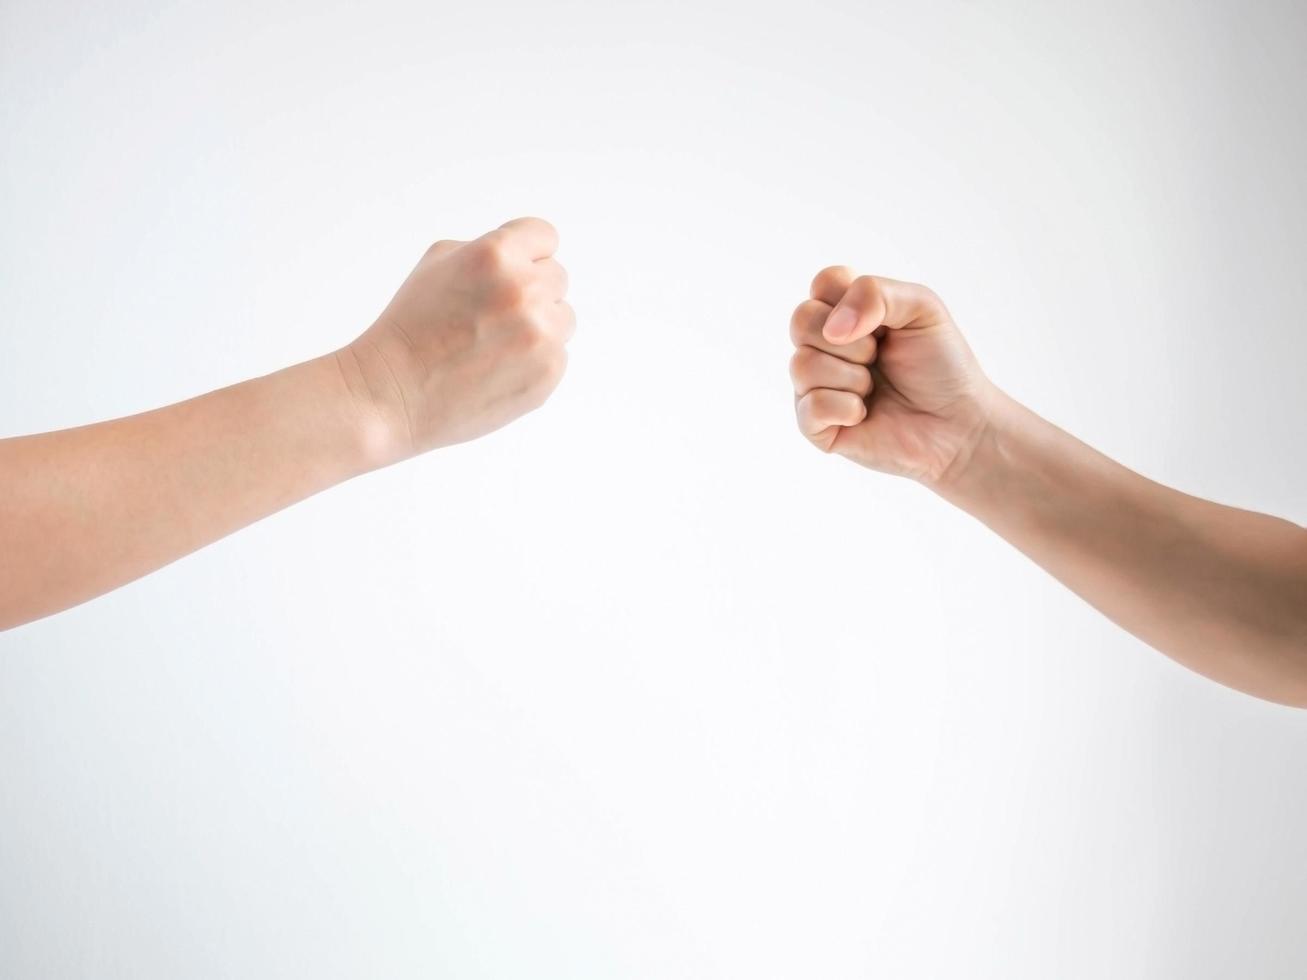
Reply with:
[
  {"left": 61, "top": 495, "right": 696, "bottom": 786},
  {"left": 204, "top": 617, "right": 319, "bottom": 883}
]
[
  {"left": 789, "top": 300, "right": 823, "bottom": 341},
  {"left": 511, "top": 309, "right": 553, "bottom": 351},
  {"left": 918, "top": 283, "right": 945, "bottom": 311},
  {"left": 853, "top": 364, "right": 874, "bottom": 395},
  {"left": 788, "top": 345, "right": 817, "bottom": 378},
  {"left": 466, "top": 234, "right": 513, "bottom": 273},
  {"left": 794, "top": 392, "right": 812, "bottom": 422},
  {"left": 511, "top": 214, "right": 549, "bottom": 230},
  {"left": 811, "top": 264, "right": 847, "bottom": 289},
  {"left": 788, "top": 348, "right": 804, "bottom": 378},
  {"left": 526, "top": 215, "right": 558, "bottom": 238}
]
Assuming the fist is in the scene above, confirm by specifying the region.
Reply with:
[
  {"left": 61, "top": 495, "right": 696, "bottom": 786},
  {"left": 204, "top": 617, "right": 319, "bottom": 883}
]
[
  {"left": 341, "top": 217, "right": 574, "bottom": 463},
  {"left": 788, "top": 267, "right": 994, "bottom": 486}
]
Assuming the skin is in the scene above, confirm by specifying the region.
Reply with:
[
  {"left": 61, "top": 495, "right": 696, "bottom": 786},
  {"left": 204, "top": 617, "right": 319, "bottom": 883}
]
[
  {"left": 0, "top": 216, "right": 574, "bottom": 631},
  {"left": 789, "top": 265, "right": 1307, "bottom": 708}
]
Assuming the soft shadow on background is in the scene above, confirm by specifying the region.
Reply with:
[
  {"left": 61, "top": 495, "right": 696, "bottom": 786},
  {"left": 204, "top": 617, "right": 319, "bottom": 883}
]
[{"left": 2, "top": 1, "right": 1305, "bottom": 977}]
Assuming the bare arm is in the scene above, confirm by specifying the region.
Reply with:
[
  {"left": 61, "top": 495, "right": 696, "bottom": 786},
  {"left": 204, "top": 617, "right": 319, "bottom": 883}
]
[
  {"left": 789, "top": 266, "right": 1307, "bottom": 707},
  {"left": 935, "top": 391, "right": 1307, "bottom": 705},
  {"left": 1, "top": 217, "right": 574, "bottom": 631},
  {"left": 0, "top": 355, "right": 382, "bottom": 629}
]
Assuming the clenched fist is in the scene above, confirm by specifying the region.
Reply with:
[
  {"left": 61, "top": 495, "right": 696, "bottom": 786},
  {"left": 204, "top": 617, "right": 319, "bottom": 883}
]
[
  {"left": 789, "top": 266, "right": 995, "bottom": 487},
  {"left": 337, "top": 216, "right": 574, "bottom": 465}
]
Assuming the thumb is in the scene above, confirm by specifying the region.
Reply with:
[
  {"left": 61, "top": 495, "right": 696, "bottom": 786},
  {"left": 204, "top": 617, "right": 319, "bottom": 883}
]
[{"left": 822, "top": 274, "right": 947, "bottom": 344}]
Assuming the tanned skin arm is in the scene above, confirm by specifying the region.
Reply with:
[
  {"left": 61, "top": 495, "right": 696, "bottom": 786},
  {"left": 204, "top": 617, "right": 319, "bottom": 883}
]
[{"left": 789, "top": 266, "right": 1307, "bottom": 707}]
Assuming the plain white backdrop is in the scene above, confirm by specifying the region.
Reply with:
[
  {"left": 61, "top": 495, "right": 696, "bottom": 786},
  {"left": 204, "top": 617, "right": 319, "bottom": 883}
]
[{"left": 2, "top": 1, "right": 1306, "bottom": 977}]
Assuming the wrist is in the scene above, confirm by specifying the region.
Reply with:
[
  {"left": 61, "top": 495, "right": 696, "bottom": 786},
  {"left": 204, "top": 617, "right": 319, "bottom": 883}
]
[
  {"left": 325, "top": 345, "right": 414, "bottom": 473},
  {"left": 922, "top": 383, "right": 1027, "bottom": 502}
]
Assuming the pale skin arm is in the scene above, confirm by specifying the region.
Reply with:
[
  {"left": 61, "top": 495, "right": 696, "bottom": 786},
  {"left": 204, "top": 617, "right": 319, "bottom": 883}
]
[
  {"left": 789, "top": 267, "right": 1307, "bottom": 708},
  {"left": 0, "top": 217, "right": 575, "bottom": 631}
]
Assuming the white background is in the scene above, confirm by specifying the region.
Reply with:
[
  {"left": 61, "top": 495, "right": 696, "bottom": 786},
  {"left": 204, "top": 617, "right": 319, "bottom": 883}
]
[{"left": 3, "top": 1, "right": 1306, "bottom": 977}]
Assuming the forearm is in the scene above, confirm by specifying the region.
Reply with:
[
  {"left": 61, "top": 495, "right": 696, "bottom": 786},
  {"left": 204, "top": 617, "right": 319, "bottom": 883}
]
[
  {"left": 932, "top": 390, "right": 1307, "bottom": 706},
  {"left": 0, "top": 352, "right": 392, "bottom": 630}
]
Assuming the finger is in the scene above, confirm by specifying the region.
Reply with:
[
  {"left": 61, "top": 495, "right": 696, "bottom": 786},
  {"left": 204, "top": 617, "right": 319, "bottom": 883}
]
[
  {"left": 790, "top": 346, "right": 874, "bottom": 398},
  {"left": 543, "top": 300, "right": 577, "bottom": 344},
  {"left": 796, "top": 388, "right": 867, "bottom": 439},
  {"left": 532, "top": 258, "right": 569, "bottom": 300},
  {"left": 790, "top": 299, "right": 878, "bottom": 363},
  {"left": 810, "top": 265, "right": 856, "bottom": 305},
  {"left": 823, "top": 275, "right": 949, "bottom": 344},
  {"left": 497, "top": 216, "right": 559, "bottom": 260}
]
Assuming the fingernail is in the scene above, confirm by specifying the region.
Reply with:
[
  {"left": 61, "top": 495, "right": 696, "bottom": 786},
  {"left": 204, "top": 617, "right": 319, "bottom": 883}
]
[{"left": 824, "top": 307, "right": 857, "bottom": 342}]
